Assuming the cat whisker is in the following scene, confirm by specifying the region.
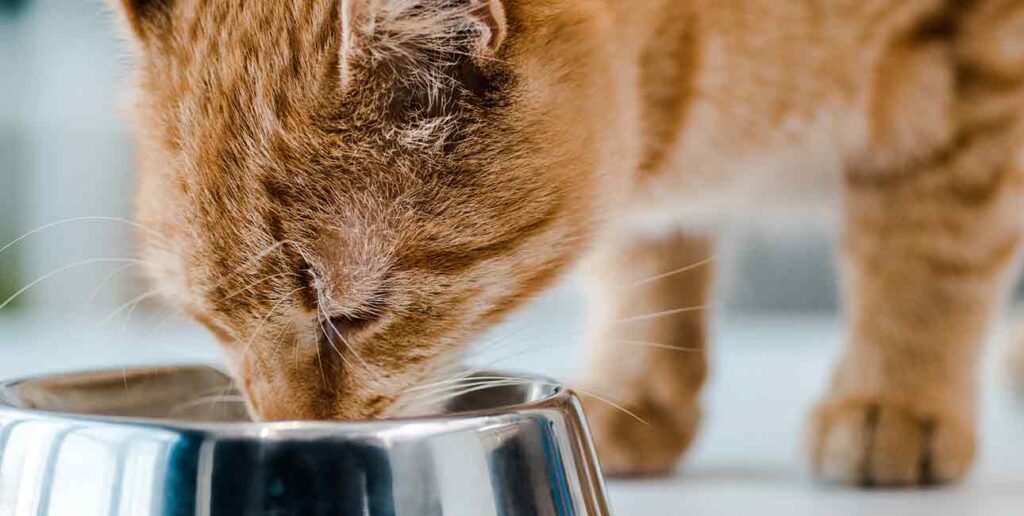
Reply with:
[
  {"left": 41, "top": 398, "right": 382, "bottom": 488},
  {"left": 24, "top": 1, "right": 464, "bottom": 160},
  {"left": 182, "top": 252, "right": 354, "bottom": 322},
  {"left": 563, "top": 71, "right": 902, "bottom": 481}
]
[
  {"left": 403, "top": 374, "right": 513, "bottom": 394},
  {"left": 87, "top": 263, "right": 143, "bottom": 304},
  {"left": 315, "top": 338, "right": 327, "bottom": 387},
  {"left": 141, "top": 306, "right": 187, "bottom": 340},
  {"left": 200, "top": 239, "right": 300, "bottom": 298},
  {"left": 278, "top": 244, "right": 331, "bottom": 387},
  {"left": 474, "top": 343, "right": 552, "bottom": 367},
  {"left": 614, "top": 339, "right": 702, "bottom": 354},
  {"left": 168, "top": 395, "right": 246, "bottom": 416},
  {"left": 400, "top": 378, "right": 536, "bottom": 409},
  {"left": 616, "top": 304, "right": 711, "bottom": 324},
  {"left": 0, "top": 216, "right": 169, "bottom": 260},
  {"left": 399, "top": 370, "right": 519, "bottom": 397},
  {"left": 238, "top": 287, "right": 306, "bottom": 369},
  {"left": 630, "top": 256, "right": 716, "bottom": 288},
  {"left": 0, "top": 258, "right": 145, "bottom": 312},
  {"left": 472, "top": 320, "right": 533, "bottom": 353},
  {"left": 121, "top": 290, "right": 163, "bottom": 332},
  {"left": 101, "top": 288, "right": 164, "bottom": 325},
  {"left": 220, "top": 271, "right": 303, "bottom": 302},
  {"left": 196, "top": 369, "right": 251, "bottom": 420},
  {"left": 316, "top": 308, "right": 369, "bottom": 388},
  {"left": 400, "top": 377, "right": 650, "bottom": 427},
  {"left": 571, "top": 386, "right": 650, "bottom": 426},
  {"left": 410, "top": 375, "right": 651, "bottom": 430},
  {"left": 162, "top": 377, "right": 244, "bottom": 414},
  {"left": 445, "top": 47, "right": 512, "bottom": 66},
  {"left": 316, "top": 289, "right": 393, "bottom": 389},
  {"left": 404, "top": 361, "right": 479, "bottom": 396}
]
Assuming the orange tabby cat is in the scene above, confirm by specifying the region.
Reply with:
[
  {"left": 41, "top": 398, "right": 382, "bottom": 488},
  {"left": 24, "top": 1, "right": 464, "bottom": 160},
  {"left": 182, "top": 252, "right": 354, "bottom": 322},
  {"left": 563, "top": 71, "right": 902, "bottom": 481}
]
[{"left": 115, "top": 0, "right": 1024, "bottom": 487}]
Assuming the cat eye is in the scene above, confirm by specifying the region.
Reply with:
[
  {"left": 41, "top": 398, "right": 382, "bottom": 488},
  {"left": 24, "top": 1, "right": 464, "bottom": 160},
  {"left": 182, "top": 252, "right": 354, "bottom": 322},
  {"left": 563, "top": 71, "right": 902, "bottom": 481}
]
[{"left": 320, "top": 313, "right": 381, "bottom": 351}]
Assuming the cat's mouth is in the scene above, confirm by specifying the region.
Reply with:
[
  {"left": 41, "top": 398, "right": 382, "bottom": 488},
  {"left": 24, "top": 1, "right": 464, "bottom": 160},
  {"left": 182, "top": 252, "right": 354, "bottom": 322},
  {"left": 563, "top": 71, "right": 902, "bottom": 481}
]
[{"left": 224, "top": 325, "right": 438, "bottom": 422}]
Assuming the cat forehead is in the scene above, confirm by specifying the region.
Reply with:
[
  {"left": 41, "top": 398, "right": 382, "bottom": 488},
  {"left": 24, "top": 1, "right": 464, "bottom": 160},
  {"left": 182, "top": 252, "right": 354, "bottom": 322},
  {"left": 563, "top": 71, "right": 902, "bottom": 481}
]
[
  {"left": 135, "top": 5, "right": 512, "bottom": 161},
  {"left": 132, "top": 0, "right": 506, "bottom": 84}
]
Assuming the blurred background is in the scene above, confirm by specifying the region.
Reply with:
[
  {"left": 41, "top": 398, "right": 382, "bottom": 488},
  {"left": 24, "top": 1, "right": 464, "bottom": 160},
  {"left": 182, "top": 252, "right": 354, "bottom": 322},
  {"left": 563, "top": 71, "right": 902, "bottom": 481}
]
[
  {"left": 0, "top": 0, "right": 1021, "bottom": 328},
  {"left": 2, "top": 0, "right": 138, "bottom": 315}
]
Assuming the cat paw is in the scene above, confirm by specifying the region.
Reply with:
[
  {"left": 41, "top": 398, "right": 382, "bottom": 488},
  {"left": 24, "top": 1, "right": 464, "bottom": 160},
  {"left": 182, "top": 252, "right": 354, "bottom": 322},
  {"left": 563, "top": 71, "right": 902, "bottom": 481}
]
[
  {"left": 580, "top": 393, "right": 700, "bottom": 478},
  {"left": 809, "top": 399, "right": 975, "bottom": 487}
]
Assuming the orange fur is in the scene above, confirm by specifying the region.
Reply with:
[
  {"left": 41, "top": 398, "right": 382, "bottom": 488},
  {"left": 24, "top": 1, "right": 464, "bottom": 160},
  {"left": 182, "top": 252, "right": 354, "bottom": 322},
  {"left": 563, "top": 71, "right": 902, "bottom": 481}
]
[{"left": 114, "top": 0, "right": 1024, "bottom": 486}]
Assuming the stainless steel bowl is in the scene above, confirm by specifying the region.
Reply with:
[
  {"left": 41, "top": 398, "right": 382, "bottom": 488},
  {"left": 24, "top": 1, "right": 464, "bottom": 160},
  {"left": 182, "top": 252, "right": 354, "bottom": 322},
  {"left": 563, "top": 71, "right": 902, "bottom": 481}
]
[{"left": 0, "top": 365, "right": 610, "bottom": 516}]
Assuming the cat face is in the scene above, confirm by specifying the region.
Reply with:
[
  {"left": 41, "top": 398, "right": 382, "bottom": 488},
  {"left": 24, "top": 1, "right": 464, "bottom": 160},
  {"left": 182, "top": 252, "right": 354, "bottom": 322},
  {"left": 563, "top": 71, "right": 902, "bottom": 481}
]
[{"left": 120, "top": 0, "right": 619, "bottom": 419}]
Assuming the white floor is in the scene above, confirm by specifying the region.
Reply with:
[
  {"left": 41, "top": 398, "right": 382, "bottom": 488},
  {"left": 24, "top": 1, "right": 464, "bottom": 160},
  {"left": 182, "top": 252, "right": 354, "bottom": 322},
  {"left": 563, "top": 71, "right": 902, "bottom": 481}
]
[{"left": 2, "top": 292, "right": 1024, "bottom": 515}]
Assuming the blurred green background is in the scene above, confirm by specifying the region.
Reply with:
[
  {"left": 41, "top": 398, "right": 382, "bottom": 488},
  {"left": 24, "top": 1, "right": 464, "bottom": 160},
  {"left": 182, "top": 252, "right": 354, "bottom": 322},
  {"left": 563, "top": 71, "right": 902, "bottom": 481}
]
[
  {"left": 0, "top": 139, "right": 20, "bottom": 307},
  {"left": 1, "top": 4, "right": 23, "bottom": 307},
  {"left": 1, "top": 0, "right": 139, "bottom": 315}
]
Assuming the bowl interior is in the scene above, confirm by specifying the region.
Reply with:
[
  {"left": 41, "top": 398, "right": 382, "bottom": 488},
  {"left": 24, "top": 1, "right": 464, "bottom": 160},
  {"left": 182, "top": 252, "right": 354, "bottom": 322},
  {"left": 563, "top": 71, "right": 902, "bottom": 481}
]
[{"left": 0, "top": 365, "right": 560, "bottom": 423}]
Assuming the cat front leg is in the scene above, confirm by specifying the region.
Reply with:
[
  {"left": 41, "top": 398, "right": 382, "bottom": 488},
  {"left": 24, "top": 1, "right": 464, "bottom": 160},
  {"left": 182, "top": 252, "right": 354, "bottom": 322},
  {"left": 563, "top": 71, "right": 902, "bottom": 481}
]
[
  {"left": 580, "top": 230, "right": 714, "bottom": 477},
  {"left": 812, "top": 133, "right": 1024, "bottom": 486}
]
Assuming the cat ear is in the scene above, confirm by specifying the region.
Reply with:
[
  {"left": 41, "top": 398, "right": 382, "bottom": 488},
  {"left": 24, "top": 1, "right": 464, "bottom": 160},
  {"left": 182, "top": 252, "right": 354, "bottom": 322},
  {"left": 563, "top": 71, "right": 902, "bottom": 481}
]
[
  {"left": 468, "top": 0, "right": 508, "bottom": 53},
  {"left": 340, "top": 0, "right": 507, "bottom": 51},
  {"left": 339, "top": 0, "right": 368, "bottom": 90},
  {"left": 339, "top": 0, "right": 508, "bottom": 87},
  {"left": 114, "top": 0, "right": 174, "bottom": 40}
]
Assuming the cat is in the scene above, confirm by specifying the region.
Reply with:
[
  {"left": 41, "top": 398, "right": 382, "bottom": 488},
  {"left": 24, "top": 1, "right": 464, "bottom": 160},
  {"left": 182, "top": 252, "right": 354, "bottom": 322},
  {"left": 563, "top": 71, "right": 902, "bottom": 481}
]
[{"left": 114, "top": 0, "right": 1024, "bottom": 487}]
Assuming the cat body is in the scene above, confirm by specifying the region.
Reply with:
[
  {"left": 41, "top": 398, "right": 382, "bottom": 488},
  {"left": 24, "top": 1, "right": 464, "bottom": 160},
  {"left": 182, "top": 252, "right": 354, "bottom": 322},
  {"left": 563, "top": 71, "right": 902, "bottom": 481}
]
[
  {"left": 618, "top": 1, "right": 977, "bottom": 229},
  {"left": 586, "top": 0, "right": 1024, "bottom": 484},
  {"left": 116, "top": 0, "right": 1024, "bottom": 486}
]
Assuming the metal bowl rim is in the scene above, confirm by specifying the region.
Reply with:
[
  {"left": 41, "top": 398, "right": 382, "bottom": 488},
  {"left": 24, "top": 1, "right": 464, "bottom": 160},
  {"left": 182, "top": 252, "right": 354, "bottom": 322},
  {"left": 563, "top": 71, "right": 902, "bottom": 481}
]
[{"left": 0, "top": 364, "right": 571, "bottom": 437}]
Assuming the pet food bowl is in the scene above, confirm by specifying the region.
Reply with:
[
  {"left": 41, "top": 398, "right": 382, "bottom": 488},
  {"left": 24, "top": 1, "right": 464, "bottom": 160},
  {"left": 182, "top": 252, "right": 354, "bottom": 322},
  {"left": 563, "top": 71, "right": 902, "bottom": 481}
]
[{"left": 0, "top": 365, "right": 611, "bottom": 516}]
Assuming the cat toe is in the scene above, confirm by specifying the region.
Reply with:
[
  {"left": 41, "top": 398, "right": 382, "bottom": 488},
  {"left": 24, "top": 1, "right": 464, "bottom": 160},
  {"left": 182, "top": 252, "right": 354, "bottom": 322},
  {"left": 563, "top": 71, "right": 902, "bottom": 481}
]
[{"left": 809, "top": 399, "right": 975, "bottom": 487}]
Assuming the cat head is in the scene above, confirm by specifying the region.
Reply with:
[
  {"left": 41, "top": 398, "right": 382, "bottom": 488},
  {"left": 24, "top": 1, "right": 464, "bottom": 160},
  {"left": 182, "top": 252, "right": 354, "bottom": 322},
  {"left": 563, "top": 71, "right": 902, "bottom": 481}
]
[{"left": 118, "top": 0, "right": 622, "bottom": 420}]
